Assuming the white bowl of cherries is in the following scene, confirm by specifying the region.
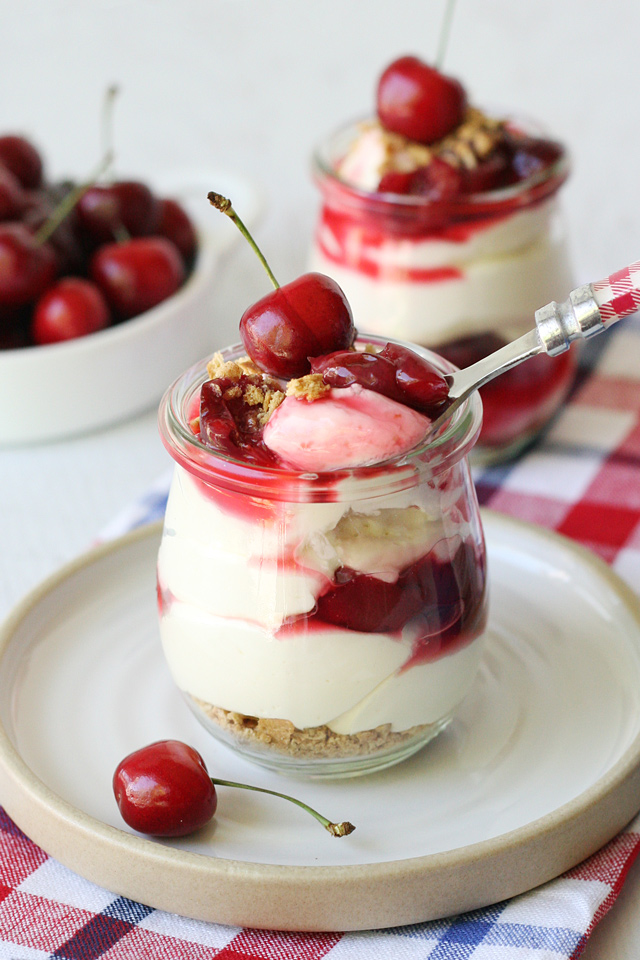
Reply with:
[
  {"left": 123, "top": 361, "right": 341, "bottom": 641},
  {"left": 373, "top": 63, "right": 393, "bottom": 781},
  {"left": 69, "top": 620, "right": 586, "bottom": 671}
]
[{"left": 0, "top": 135, "right": 261, "bottom": 444}]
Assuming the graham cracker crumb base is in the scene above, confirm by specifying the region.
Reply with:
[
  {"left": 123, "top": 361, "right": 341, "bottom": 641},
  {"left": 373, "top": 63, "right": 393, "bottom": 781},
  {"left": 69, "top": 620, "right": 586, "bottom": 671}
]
[{"left": 191, "top": 696, "right": 432, "bottom": 759}]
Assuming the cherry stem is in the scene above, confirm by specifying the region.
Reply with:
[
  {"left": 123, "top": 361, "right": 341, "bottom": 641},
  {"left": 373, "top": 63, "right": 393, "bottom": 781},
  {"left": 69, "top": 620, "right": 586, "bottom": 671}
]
[
  {"left": 102, "top": 84, "right": 119, "bottom": 185},
  {"left": 435, "top": 0, "right": 457, "bottom": 70},
  {"left": 34, "top": 150, "right": 114, "bottom": 247},
  {"left": 210, "top": 777, "right": 356, "bottom": 837},
  {"left": 207, "top": 191, "right": 280, "bottom": 290}
]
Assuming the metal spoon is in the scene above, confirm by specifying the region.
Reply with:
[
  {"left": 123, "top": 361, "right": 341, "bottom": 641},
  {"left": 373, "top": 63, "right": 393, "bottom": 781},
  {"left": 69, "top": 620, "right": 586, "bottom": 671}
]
[{"left": 428, "top": 261, "right": 640, "bottom": 435}]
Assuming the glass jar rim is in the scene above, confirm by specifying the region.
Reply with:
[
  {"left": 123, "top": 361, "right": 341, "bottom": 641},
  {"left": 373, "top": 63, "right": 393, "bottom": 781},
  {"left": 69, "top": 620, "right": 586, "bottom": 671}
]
[
  {"left": 158, "top": 335, "right": 483, "bottom": 502},
  {"left": 311, "top": 114, "right": 570, "bottom": 226}
]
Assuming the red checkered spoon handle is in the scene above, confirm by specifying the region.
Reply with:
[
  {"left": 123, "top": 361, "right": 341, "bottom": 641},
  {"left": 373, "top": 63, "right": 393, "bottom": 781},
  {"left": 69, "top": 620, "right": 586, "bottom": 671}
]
[
  {"left": 593, "top": 261, "right": 640, "bottom": 325},
  {"left": 534, "top": 261, "right": 640, "bottom": 356}
]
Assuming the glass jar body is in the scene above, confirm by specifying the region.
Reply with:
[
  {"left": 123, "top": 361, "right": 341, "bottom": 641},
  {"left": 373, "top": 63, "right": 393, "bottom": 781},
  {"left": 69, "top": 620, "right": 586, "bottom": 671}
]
[
  {"left": 157, "top": 341, "right": 488, "bottom": 778},
  {"left": 309, "top": 120, "right": 576, "bottom": 462}
]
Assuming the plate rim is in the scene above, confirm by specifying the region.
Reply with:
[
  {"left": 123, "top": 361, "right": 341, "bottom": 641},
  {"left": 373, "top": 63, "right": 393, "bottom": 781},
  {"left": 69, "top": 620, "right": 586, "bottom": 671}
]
[{"left": 1, "top": 510, "right": 640, "bottom": 930}]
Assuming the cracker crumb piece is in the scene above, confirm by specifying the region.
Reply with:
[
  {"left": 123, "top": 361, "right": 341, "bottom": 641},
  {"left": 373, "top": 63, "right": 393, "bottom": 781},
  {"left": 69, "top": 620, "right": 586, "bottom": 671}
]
[
  {"left": 192, "top": 697, "right": 433, "bottom": 760},
  {"left": 206, "top": 353, "right": 262, "bottom": 381},
  {"left": 373, "top": 105, "right": 505, "bottom": 178},
  {"left": 286, "top": 374, "right": 331, "bottom": 402}
]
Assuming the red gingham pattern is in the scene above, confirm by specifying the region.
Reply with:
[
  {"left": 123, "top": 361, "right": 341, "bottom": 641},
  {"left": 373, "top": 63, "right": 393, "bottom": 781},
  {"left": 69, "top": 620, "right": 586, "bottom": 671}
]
[
  {"left": 4, "top": 314, "right": 640, "bottom": 958},
  {"left": 593, "top": 260, "right": 640, "bottom": 323}
]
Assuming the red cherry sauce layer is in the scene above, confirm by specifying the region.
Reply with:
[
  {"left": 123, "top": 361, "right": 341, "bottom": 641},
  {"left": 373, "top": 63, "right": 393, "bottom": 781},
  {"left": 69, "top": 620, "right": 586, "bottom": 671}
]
[
  {"left": 277, "top": 536, "right": 487, "bottom": 669},
  {"left": 438, "top": 332, "right": 576, "bottom": 449}
]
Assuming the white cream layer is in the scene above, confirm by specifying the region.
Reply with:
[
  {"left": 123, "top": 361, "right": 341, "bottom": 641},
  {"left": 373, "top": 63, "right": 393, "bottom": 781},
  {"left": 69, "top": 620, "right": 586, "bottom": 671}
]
[
  {"left": 158, "top": 466, "right": 481, "bottom": 733},
  {"left": 310, "top": 198, "right": 573, "bottom": 346}
]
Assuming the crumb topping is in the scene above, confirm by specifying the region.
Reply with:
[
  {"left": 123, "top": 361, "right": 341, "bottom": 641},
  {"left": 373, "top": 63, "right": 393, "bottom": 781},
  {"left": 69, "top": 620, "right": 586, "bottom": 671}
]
[
  {"left": 207, "top": 352, "right": 261, "bottom": 380},
  {"left": 356, "top": 106, "right": 505, "bottom": 181},
  {"left": 286, "top": 373, "right": 331, "bottom": 402}
]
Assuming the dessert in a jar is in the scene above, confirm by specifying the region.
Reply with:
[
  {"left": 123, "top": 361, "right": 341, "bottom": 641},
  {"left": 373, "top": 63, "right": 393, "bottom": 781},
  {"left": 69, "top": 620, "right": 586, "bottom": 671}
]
[
  {"left": 309, "top": 55, "right": 575, "bottom": 461},
  {"left": 157, "top": 225, "right": 488, "bottom": 777}
]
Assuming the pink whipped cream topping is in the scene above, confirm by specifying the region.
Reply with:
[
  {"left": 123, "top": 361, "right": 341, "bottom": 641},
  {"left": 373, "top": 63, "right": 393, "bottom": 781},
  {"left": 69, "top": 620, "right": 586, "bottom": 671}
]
[{"left": 263, "top": 383, "right": 430, "bottom": 472}]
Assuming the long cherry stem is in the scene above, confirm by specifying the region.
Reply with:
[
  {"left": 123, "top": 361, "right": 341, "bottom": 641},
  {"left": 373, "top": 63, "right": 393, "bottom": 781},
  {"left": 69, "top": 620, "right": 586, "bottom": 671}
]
[
  {"left": 210, "top": 777, "right": 355, "bottom": 837},
  {"left": 208, "top": 191, "right": 280, "bottom": 290},
  {"left": 34, "top": 150, "right": 114, "bottom": 247},
  {"left": 435, "top": 0, "right": 457, "bottom": 70}
]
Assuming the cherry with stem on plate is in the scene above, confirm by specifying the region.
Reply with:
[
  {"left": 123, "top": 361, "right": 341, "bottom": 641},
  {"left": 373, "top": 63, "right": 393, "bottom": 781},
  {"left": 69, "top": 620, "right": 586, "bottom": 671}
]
[
  {"left": 113, "top": 740, "right": 356, "bottom": 838},
  {"left": 207, "top": 192, "right": 356, "bottom": 379}
]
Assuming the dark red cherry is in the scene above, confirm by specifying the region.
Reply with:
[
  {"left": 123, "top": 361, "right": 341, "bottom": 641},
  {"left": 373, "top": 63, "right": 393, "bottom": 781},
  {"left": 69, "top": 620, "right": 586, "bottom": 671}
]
[
  {"left": 0, "top": 223, "right": 57, "bottom": 307},
  {"left": 157, "top": 198, "right": 197, "bottom": 262},
  {"left": 408, "top": 157, "right": 463, "bottom": 200},
  {"left": 113, "top": 740, "right": 217, "bottom": 837},
  {"left": 377, "top": 170, "right": 415, "bottom": 194},
  {"left": 507, "top": 135, "right": 563, "bottom": 182},
  {"left": 32, "top": 277, "right": 110, "bottom": 344},
  {"left": 0, "top": 165, "right": 27, "bottom": 221},
  {"left": 459, "top": 149, "right": 511, "bottom": 193},
  {"left": 199, "top": 375, "right": 280, "bottom": 466},
  {"left": 311, "top": 342, "right": 448, "bottom": 417},
  {"left": 90, "top": 236, "right": 184, "bottom": 319},
  {"left": 77, "top": 180, "right": 160, "bottom": 244},
  {"left": 239, "top": 272, "right": 356, "bottom": 379},
  {"left": 0, "top": 135, "right": 44, "bottom": 189},
  {"left": 377, "top": 55, "right": 467, "bottom": 145}
]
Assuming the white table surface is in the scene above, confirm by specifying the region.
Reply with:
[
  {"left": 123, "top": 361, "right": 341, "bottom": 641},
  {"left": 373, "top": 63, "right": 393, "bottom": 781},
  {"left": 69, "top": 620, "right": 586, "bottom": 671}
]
[{"left": 1, "top": 1, "right": 640, "bottom": 952}]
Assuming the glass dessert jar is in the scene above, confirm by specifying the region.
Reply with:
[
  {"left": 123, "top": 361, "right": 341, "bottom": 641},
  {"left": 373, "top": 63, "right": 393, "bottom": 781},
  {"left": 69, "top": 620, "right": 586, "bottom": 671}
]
[
  {"left": 309, "top": 118, "right": 575, "bottom": 462},
  {"left": 157, "top": 337, "right": 488, "bottom": 778}
]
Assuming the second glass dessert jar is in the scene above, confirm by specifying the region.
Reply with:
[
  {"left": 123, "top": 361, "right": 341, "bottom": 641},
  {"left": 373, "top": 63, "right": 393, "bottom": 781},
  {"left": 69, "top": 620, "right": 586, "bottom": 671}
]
[
  {"left": 309, "top": 119, "right": 575, "bottom": 463},
  {"left": 157, "top": 338, "right": 487, "bottom": 778}
]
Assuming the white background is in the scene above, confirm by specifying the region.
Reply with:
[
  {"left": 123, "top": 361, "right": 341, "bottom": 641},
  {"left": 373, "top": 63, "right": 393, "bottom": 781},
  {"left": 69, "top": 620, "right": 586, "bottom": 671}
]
[{"left": 1, "top": 1, "right": 640, "bottom": 954}]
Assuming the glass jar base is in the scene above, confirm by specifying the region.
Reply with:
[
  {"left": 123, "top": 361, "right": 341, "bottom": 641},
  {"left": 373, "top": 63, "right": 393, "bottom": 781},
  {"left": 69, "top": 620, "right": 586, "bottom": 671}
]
[{"left": 184, "top": 693, "right": 453, "bottom": 779}]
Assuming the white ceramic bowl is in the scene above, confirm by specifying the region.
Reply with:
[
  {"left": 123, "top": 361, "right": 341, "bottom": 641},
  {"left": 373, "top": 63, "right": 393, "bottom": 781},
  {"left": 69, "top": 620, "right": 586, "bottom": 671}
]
[{"left": 0, "top": 170, "right": 262, "bottom": 445}]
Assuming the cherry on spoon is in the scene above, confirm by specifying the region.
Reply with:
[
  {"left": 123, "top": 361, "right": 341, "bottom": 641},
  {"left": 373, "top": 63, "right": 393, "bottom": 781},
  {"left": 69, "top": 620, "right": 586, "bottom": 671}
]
[{"left": 429, "top": 263, "right": 640, "bottom": 436}]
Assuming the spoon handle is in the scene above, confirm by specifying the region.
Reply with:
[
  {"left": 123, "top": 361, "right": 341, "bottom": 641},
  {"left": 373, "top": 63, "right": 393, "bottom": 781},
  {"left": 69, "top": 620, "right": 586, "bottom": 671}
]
[{"left": 535, "top": 261, "right": 640, "bottom": 356}]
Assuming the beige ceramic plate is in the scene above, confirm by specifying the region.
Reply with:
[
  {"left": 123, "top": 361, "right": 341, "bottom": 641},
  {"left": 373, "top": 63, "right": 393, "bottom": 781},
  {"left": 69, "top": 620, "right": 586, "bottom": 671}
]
[{"left": 1, "top": 511, "right": 640, "bottom": 931}]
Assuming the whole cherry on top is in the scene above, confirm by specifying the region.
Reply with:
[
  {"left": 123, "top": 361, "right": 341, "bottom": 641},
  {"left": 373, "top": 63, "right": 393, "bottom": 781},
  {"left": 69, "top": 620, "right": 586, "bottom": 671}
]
[
  {"left": 208, "top": 192, "right": 356, "bottom": 379},
  {"left": 377, "top": 55, "right": 467, "bottom": 144},
  {"left": 113, "top": 740, "right": 355, "bottom": 838}
]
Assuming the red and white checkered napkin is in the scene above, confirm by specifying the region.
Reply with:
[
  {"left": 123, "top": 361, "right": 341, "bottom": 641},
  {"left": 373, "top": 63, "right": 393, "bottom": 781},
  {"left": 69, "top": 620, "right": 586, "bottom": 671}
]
[{"left": 3, "top": 317, "right": 640, "bottom": 959}]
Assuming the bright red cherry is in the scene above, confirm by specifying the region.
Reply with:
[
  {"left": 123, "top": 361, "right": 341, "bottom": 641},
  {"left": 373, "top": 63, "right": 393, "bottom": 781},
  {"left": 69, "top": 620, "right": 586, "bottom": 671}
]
[
  {"left": 157, "top": 198, "right": 197, "bottom": 262},
  {"left": 113, "top": 740, "right": 217, "bottom": 837},
  {"left": 77, "top": 180, "right": 160, "bottom": 244},
  {"left": 113, "top": 739, "right": 355, "bottom": 837},
  {"left": 32, "top": 277, "right": 110, "bottom": 345},
  {"left": 240, "top": 272, "right": 356, "bottom": 379},
  {"left": 0, "top": 223, "right": 57, "bottom": 307},
  {"left": 0, "top": 135, "right": 43, "bottom": 189},
  {"left": 90, "top": 236, "right": 185, "bottom": 319},
  {"left": 377, "top": 55, "right": 467, "bottom": 144}
]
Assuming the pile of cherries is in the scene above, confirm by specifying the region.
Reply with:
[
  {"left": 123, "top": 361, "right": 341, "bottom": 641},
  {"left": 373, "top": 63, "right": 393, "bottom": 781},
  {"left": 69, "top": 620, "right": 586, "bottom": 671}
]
[
  {"left": 374, "top": 55, "right": 562, "bottom": 199},
  {"left": 0, "top": 133, "right": 197, "bottom": 349}
]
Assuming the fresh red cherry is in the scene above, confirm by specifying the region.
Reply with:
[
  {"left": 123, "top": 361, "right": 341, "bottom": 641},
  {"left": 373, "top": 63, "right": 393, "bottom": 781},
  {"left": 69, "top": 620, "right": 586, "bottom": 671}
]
[
  {"left": 0, "top": 135, "right": 44, "bottom": 189},
  {"left": 240, "top": 272, "right": 355, "bottom": 379},
  {"left": 22, "top": 183, "right": 86, "bottom": 275},
  {"left": 0, "top": 166, "right": 27, "bottom": 221},
  {"left": 113, "top": 739, "right": 355, "bottom": 837},
  {"left": 114, "top": 740, "right": 217, "bottom": 837},
  {"left": 90, "top": 236, "right": 184, "bottom": 319},
  {"left": 77, "top": 180, "right": 160, "bottom": 244},
  {"left": 157, "top": 198, "right": 197, "bottom": 262},
  {"left": 208, "top": 193, "right": 356, "bottom": 379},
  {"left": 32, "top": 277, "right": 110, "bottom": 345},
  {"left": 0, "top": 223, "right": 57, "bottom": 307},
  {"left": 377, "top": 55, "right": 467, "bottom": 145}
]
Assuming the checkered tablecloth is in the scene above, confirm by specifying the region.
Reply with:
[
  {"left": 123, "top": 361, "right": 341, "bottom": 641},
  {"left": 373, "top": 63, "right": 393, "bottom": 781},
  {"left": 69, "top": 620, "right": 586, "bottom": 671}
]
[{"left": 3, "top": 317, "right": 640, "bottom": 958}]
